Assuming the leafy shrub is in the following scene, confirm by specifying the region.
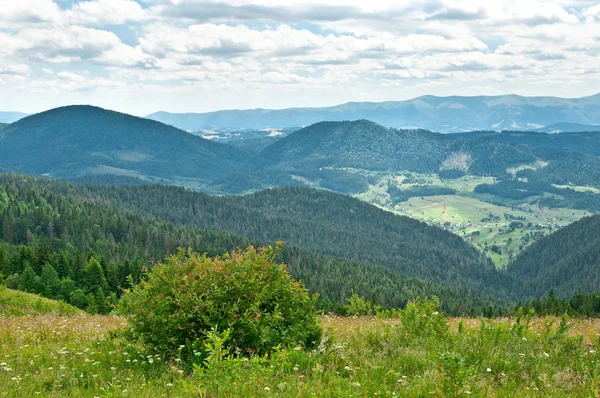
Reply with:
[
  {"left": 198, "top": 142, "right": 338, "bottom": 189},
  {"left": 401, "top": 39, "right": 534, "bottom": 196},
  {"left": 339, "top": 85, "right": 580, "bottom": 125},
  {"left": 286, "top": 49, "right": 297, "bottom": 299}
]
[
  {"left": 344, "top": 293, "right": 375, "bottom": 316},
  {"left": 118, "top": 245, "right": 322, "bottom": 360},
  {"left": 401, "top": 296, "right": 448, "bottom": 338}
]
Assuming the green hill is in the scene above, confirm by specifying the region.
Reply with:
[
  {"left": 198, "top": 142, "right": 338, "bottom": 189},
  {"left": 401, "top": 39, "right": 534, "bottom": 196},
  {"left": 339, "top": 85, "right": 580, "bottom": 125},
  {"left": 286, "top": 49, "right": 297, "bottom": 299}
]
[
  {"left": 0, "top": 288, "right": 81, "bottom": 316},
  {"left": 231, "top": 120, "right": 600, "bottom": 194},
  {"left": 0, "top": 173, "right": 504, "bottom": 314},
  {"left": 507, "top": 215, "right": 600, "bottom": 298},
  {"left": 0, "top": 106, "right": 247, "bottom": 183}
]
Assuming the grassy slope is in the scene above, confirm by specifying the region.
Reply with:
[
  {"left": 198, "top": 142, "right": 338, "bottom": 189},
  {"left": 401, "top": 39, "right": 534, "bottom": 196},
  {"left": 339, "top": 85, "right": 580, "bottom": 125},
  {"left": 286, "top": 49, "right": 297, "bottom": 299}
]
[
  {"left": 1, "top": 313, "right": 598, "bottom": 397},
  {"left": 356, "top": 173, "right": 590, "bottom": 268},
  {"left": 0, "top": 288, "right": 81, "bottom": 316}
]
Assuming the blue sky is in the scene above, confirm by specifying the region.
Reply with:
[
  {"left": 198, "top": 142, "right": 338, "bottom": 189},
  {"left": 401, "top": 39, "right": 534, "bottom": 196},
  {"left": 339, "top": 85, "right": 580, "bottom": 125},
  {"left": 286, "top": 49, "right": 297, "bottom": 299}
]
[{"left": 1, "top": 0, "right": 600, "bottom": 116}]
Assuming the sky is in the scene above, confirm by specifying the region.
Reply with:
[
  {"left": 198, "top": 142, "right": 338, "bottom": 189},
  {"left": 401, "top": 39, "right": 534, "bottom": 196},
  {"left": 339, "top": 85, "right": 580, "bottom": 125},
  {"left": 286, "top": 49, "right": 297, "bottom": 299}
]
[{"left": 1, "top": 0, "right": 600, "bottom": 116}]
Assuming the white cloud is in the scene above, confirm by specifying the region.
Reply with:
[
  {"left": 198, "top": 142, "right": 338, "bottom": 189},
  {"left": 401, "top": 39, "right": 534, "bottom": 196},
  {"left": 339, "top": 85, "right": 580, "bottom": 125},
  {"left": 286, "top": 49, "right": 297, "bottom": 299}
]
[
  {"left": 1, "top": 0, "right": 600, "bottom": 115},
  {"left": 66, "top": 0, "right": 147, "bottom": 25}
]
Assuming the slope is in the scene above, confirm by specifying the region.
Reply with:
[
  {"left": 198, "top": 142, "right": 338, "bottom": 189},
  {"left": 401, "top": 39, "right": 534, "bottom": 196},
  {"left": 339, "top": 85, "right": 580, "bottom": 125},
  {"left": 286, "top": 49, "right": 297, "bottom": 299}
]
[
  {"left": 507, "top": 215, "right": 600, "bottom": 298},
  {"left": 0, "top": 106, "right": 247, "bottom": 182},
  {"left": 48, "top": 181, "right": 513, "bottom": 297},
  {"left": 239, "top": 120, "right": 600, "bottom": 192},
  {"left": 0, "top": 173, "right": 502, "bottom": 313}
]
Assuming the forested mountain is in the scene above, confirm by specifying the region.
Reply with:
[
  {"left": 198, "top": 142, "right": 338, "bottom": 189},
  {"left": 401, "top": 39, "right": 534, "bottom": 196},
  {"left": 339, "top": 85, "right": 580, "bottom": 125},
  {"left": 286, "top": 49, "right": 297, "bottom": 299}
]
[
  {"left": 460, "top": 130, "right": 600, "bottom": 157},
  {"left": 225, "top": 120, "right": 600, "bottom": 194},
  {"left": 147, "top": 93, "right": 600, "bottom": 131},
  {"left": 22, "top": 180, "right": 509, "bottom": 296},
  {"left": 0, "top": 106, "right": 247, "bottom": 182},
  {"left": 507, "top": 215, "right": 600, "bottom": 298},
  {"left": 0, "top": 173, "right": 503, "bottom": 314}
]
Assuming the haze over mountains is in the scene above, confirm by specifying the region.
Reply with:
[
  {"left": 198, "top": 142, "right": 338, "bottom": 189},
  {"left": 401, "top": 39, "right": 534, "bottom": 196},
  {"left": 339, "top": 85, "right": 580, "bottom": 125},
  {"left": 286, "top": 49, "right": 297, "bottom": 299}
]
[
  {"left": 147, "top": 93, "right": 600, "bottom": 132},
  {"left": 0, "top": 105, "right": 246, "bottom": 183}
]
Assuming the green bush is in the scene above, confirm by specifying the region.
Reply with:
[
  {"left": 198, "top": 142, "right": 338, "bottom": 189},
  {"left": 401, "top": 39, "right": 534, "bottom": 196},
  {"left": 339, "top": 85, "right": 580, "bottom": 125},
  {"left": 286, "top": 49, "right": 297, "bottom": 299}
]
[
  {"left": 118, "top": 245, "right": 322, "bottom": 360},
  {"left": 401, "top": 296, "right": 448, "bottom": 338}
]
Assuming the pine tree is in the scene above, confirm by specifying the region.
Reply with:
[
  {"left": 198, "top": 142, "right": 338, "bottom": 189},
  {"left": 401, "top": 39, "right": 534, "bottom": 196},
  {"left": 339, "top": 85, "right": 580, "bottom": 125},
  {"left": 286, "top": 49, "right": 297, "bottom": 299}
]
[
  {"left": 94, "top": 288, "right": 110, "bottom": 314},
  {"left": 19, "top": 265, "right": 38, "bottom": 293},
  {"left": 83, "top": 257, "right": 109, "bottom": 293},
  {"left": 39, "top": 264, "right": 61, "bottom": 298}
]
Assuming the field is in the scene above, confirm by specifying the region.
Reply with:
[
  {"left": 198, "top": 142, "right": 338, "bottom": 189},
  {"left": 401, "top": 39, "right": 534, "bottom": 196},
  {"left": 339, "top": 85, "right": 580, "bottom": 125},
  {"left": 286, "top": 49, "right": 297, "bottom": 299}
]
[
  {"left": 356, "top": 173, "right": 590, "bottom": 268},
  {"left": 2, "top": 304, "right": 600, "bottom": 397}
]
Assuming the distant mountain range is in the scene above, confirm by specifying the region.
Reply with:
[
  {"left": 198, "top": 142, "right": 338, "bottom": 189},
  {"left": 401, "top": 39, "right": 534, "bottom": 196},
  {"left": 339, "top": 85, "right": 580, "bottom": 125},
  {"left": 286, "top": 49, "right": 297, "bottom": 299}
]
[
  {"left": 147, "top": 93, "right": 600, "bottom": 132},
  {"left": 0, "top": 111, "right": 28, "bottom": 123},
  {"left": 531, "top": 122, "right": 600, "bottom": 133}
]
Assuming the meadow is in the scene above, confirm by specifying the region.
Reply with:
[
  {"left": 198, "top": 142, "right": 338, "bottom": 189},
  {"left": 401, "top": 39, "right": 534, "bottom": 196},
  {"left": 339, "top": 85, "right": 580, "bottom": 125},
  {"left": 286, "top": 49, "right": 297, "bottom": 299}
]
[
  {"left": 2, "top": 295, "right": 600, "bottom": 397},
  {"left": 356, "top": 172, "right": 590, "bottom": 267}
]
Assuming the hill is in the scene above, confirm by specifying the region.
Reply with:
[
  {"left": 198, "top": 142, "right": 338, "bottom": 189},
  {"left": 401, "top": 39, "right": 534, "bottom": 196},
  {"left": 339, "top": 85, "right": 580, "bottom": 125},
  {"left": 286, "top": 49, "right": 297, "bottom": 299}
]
[
  {"left": 0, "top": 173, "right": 504, "bottom": 313},
  {"left": 460, "top": 130, "right": 600, "bottom": 158},
  {"left": 532, "top": 122, "right": 600, "bottom": 133},
  {"left": 232, "top": 120, "right": 600, "bottom": 194},
  {"left": 0, "top": 111, "right": 28, "bottom": 124},
  {"left": 0, "top": 106, "right": 247, "bottom": 184},
  {"left": 507, "top": 215, "right": 600, "bottom": 298},
  {"left": 0, "top": 288, "right": 81, "bottom": 316},
  {"left": 146, "top": 93, "right": 600, "bottom": 131}
]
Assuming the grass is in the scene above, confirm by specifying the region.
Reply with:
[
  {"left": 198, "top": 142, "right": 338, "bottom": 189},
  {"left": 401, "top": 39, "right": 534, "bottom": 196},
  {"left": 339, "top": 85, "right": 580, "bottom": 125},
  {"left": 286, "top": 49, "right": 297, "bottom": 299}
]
[
  {"left": 0, "top": 288, "right": 81, "bottom": 317},
  {"left": 2, "top": 303, "right": 600, "bottom": 397},
  {"left": 355, "top": 172, "right": 590, "bottom": 268}
]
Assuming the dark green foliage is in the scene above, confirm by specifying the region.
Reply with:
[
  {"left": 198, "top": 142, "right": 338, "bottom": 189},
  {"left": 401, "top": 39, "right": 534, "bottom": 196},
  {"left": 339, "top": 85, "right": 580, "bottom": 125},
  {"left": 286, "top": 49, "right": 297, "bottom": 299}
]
[
  {"left": 54, "top": 181, "right": 507, "bottom": 297},
  {"left": 388, "top": 185, "right": 455, "bottom": 203},
  {"left": 0, "top": 173, "right": 505, "bottom": 314},
  {"left": 118, "top": 246, "right": 322, "bottom": 358},
  {"left": 508, "top": 215, "right": 600, "bottom": 298},
  {"left": 19, "top": 265, "right": 38, "bottom": 293}
]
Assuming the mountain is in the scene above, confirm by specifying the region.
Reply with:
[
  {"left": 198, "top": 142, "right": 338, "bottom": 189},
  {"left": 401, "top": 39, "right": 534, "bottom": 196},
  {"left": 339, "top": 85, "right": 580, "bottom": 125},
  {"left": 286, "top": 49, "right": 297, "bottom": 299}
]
[
  {"left": 216, "top": 120, "right": 600, "bottom": 195},
  {"left": 0, "top": 105, "right": 247, "bottom": 183},
  {"left": 35, "top": 180, "right": 509, "bottom": 297},
  {"left": 146, "top": 93, "right": 600, "bottom": 132},
  {"left": 0, "top": 173, "right": 503, "bottom": 313},
  {"left": 532, "top": 122, "right": 600, "bottom": 133},
  {"left": 460, "top": 130, "right": 600, "bottom": 158},
  {"left": 507, "top": 215, "right": 600, "bottom": 298},
  {"left": 0, "top": 111, "right": 28, "bottom": 124}
]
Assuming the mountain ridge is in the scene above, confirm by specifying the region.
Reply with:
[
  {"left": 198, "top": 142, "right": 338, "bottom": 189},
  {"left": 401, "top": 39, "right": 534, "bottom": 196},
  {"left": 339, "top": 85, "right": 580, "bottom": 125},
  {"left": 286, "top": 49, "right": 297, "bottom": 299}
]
[{"left": 146, "top": 93, "right": 600, "bottom": 131}]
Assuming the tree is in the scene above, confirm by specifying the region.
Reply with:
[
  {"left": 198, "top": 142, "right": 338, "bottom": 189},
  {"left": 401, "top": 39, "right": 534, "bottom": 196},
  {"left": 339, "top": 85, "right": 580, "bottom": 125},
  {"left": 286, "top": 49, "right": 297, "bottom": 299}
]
[
  {"left": 39, "top": 264, "right": 60, "bottom": 298},
  {"left": 19, "top": 265, "right": 38, "bottom": 293},
  {"left": 83, "top": 257, "right": 108, "bottom": 293},
  {"left": 69, "top": 289, "right": 88, "bottom": 309}
]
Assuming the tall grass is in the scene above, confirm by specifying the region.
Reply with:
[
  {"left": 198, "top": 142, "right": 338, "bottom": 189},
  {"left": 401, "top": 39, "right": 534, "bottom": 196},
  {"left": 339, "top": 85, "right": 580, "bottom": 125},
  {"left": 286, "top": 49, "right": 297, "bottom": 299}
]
[{"left": 1, "top": 301, "right": 599, "bottom": 396}]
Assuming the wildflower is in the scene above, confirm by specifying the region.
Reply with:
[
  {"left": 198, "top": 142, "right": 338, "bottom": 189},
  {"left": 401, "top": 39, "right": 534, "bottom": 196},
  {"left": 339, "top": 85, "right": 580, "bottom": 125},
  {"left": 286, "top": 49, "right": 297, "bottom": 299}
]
[
  {"left": 486, "top": 368, "right": 492, "bottom": 372},
  {"left": 543, "top": 352, "right": 549, "bottom": 357},
  {"left": 111, "top": 367, "right": 117, "bottom": 371},
  {"left": 166, "top": 383, "right": 173, "bottom": 387},
  {"left": 351, "top": 382, "right": 361, "bottom": 387},
  {"left": 264, "top": 387, "right": 271, "bottom": 391},
  {"left": 148, "top": 359, "right": 154, "bottom": 364}
]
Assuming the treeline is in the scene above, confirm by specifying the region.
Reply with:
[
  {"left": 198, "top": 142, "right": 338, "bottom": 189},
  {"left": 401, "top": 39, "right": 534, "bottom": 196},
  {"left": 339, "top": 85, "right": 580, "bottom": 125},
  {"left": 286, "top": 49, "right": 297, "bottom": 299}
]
[
  {"left": 475, "top": 179, "right": 600, "bottom": 212},
  {"left": 387, "top": 184, "right": 455, "bottom": 203},
  {"left": 1, "top": 174, "right": 511, "bottom": 297},
  {"left": 519, "top": 290, "right": 600, "bottom": 317},
  {"left": 0, "top": 173, "right": 505, "bottom": 315}
]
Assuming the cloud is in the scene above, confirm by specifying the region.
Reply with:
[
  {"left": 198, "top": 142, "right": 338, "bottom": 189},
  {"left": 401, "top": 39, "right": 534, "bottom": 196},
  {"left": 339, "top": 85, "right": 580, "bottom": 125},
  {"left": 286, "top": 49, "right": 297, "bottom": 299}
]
[
  {"left": 1, "top": 0, "right": 600, "bottom": 115},
  {"left": 66, "top": 0, "right": 146, "bottom": 25}
]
